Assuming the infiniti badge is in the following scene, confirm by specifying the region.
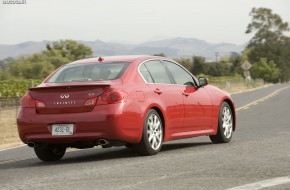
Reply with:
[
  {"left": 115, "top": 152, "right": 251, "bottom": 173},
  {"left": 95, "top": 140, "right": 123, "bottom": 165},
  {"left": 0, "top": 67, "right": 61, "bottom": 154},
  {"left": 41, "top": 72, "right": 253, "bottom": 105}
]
[{"left": 60, "top": 94, "right": 70, "bottom": 99}]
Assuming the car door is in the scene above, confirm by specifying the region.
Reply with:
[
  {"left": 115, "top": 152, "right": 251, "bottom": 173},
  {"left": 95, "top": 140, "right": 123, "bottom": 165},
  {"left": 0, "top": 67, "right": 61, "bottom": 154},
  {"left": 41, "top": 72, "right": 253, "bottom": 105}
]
[
  {"left": 139, "top": 60, "right": 184, "bottom": 135},
  {"left": 162, "top": 60, "right": 213, "bottom": 132}
]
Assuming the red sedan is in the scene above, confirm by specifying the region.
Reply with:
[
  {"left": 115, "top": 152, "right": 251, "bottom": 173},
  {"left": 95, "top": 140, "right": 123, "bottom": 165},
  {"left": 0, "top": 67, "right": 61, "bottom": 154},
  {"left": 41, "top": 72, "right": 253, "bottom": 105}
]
[{"left": 17, "top": 55, "right": 236, "bottom": 161}]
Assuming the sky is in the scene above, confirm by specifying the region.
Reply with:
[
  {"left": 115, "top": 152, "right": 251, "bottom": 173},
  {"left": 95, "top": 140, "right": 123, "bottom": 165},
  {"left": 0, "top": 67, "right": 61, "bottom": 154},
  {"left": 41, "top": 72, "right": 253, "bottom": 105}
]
[{"left": 0, "top": 0, "right": 289, "bottom": 45}]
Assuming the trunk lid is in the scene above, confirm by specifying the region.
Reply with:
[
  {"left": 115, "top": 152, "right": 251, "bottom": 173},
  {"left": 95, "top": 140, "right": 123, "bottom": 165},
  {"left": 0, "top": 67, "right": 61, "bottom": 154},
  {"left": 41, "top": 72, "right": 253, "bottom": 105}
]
[{"left": 29, "top": 82, "right": 111, "bottom": 114}]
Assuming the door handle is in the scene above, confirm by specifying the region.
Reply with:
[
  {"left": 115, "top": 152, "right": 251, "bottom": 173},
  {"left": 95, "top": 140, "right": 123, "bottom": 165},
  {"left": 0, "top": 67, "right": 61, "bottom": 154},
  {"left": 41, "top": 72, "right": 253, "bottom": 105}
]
[
  {"left": 154, "top": 88, "right": 162, "bottom": 94},
  {"left": 182, "top": 92, "right": 189, "bottom": 96}
]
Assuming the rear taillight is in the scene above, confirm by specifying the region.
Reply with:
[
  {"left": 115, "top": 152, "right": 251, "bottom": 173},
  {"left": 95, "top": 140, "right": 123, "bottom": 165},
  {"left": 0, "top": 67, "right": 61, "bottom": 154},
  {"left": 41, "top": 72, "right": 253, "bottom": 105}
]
[
  {"left": 20, "top": 92, "right": 35, "bottom": 108},
  {"left": 84, "top": 97, "right": 97, "bottom": 106},
  {"left": 20, "top": 92, "right": 46, "bottom": 108},
  {"left": 97, "top": 89, "right": 127, "bottom": 104},
  {"left": 35, "top": 100, "right": 46, "bottom": 108}
]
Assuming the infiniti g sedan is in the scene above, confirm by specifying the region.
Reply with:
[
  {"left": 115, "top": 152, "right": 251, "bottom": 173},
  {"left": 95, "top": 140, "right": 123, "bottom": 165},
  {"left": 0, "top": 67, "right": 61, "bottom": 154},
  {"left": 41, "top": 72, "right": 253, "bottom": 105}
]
[{"left": 17, "top": 55, "right": 236, "bottom": 161}]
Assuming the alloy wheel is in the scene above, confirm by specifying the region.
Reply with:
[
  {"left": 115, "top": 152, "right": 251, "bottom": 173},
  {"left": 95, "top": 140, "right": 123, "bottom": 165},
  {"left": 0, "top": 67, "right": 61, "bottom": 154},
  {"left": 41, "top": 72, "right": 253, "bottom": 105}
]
[
  {"left": 221, "top": 106, "right": 233, "bottom": 139},
  {"left": 147, "top": 114, "right": 163, "bottom": 150}
]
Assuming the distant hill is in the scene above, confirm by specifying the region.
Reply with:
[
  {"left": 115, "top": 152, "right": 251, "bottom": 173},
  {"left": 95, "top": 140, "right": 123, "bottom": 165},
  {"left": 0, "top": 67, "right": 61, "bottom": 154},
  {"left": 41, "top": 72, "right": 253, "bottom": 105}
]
[{"left": 0, "top": 37, "right": 246, "bottom": 61}]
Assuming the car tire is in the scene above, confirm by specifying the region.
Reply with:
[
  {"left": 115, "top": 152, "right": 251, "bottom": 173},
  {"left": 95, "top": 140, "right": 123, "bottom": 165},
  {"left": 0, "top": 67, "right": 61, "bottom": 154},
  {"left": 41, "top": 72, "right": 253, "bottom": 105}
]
[
  {"left": 210, "top": 102, "right": 233, "bottom": 143},
  {"left": 34, "top": 145, "right": 66, "bottom": 162},
  {"left": 134, "top": 109, "right": 163, "bottom": 156}
]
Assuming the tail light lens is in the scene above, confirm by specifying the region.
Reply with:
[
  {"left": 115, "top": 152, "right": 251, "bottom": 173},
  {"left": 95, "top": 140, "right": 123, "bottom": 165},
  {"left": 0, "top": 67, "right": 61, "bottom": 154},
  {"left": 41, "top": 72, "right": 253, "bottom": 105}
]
[
  {"left": 20, "top": 92, "right": 46, "bottom": 108},
  {"left": 84, "top": 97, "right": 97, "bottom": 106},
  {"left": 20, "top": 92, "right": 35, "bottom": 108},
  {"left": 97, "top": 89, "right": 127, "bottom": 104},
  {"left": 35, "top": 100, "right": 46, "bottom": 108}
]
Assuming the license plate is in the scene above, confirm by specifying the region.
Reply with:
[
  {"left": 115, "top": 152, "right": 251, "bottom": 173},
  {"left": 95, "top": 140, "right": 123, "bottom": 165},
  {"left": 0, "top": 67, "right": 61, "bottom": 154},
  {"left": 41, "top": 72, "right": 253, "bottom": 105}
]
[{"left": 52, "top": 124, "right": 74, "bottom": 136}]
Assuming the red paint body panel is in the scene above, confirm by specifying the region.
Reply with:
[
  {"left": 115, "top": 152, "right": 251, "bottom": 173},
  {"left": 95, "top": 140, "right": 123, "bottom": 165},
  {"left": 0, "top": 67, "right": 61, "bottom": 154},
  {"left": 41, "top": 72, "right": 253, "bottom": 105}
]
[
  {"left": 17, "top": 55, "right": 235, "bottom": 146},
  {"left": 17, "top": 103, "right": 143, "bottom": 144}
]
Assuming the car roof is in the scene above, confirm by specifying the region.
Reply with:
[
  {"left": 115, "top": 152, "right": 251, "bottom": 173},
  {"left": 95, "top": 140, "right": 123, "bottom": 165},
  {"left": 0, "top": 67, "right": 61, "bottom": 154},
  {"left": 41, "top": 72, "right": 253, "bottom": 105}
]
[{"left": 69, "top": 55, "right": 162, "bottom": 65}]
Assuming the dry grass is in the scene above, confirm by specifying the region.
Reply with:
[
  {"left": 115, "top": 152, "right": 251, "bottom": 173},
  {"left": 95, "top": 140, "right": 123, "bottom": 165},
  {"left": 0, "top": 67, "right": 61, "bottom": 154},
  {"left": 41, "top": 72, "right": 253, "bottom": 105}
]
[
  {"left": 0, "top": 82, "right": 268, "bottom": 149},
  {"left": 0, "top": 107, "right": 22, "bottom": 149},
  {"left": 212, "top": 80, "right": 267, "bottom": 94}
]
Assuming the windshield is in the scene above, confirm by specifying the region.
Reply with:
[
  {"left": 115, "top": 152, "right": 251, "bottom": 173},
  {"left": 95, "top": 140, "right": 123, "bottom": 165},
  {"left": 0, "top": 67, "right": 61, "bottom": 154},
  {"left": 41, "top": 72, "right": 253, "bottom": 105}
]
[{"left": 47, "top": 62, "right": 129, "bottom": 83}]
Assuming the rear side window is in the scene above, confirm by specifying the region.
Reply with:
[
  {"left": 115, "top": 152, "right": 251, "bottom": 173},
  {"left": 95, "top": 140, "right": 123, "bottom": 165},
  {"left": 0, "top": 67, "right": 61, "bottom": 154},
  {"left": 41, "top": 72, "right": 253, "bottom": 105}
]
[
  {"left": 48, "top": 62, "right": 129, "bottom": 83},
  {"left": 163, "top": 60, "right": 196, "bottom": 86},
  {"left": 139, "top": 64, "right": 154, "bottom": 83},
  {"left": 142, "top": 60, "right": 172, "bottom": 84}
]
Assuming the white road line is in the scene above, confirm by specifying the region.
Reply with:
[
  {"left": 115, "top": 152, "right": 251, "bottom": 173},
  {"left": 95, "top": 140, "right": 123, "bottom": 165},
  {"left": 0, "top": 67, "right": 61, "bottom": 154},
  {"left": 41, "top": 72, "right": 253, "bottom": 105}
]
[
  {"left": 0, "top": 144, "right": 26, "bottom": 152},
  {"left": 226, "top": 176, "right": 290, "bottom": 190}
]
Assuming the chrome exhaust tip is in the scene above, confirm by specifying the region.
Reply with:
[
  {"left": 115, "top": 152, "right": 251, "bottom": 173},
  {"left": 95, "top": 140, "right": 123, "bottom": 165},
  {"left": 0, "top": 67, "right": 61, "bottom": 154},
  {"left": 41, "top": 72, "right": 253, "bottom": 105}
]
[
  {"left": 98, "top": 139, "right": 109, "bottom": 146},
  {"left": 27, "top": 141, "right": 35, "bottom": 148}
]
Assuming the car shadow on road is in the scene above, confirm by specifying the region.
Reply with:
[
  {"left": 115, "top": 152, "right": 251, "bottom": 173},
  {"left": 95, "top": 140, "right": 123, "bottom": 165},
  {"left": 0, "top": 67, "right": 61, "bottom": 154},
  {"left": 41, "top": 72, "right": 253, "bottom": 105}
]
[
  {"left": 161, "top": 141, "right": 212, "bottom": 152},
  {"left": 0, "top": 141, "right": 213, "bottom": 169}
]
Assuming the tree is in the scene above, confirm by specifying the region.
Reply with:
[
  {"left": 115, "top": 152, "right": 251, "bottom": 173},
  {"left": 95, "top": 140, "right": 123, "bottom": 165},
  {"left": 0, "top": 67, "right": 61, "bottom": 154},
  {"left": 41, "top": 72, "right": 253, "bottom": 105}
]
[
  {"left": 251, "top": 58, "right": 281, "bottom": 82},
  {"left": 245, "top": 7, "right": 290, "bottom": 82},
  {"left": 217, "top": 59, "right": 233, "bottom": 76},
  {"left": 5, "top": 40, "right": 93, "bottom": 80},
  {"left": 206, "top": 61, "right": 233, "bottom": 77},
  {"left": 0, "top": 70, "right": 11, "bottom": 80},
  {"left": 246, "top": 7, "right": 289, "bottom": 46},
  {"left": 192, "top": 56, "right": 206, "bottom": 75},
  {"left": 45, "top": 39, "right": 93, "bottom": 67},
  {"left": 21, "top": 54, "right": 55, "bottom": 79},
  {"left": 42, "top": 50, "right": 70, "bottom": 68},
  {"left": 173, "top": 58, "right": 193, "bottom": 73},
  {"left": 153, "top": 53, "right": 166, "bottom": 57}
]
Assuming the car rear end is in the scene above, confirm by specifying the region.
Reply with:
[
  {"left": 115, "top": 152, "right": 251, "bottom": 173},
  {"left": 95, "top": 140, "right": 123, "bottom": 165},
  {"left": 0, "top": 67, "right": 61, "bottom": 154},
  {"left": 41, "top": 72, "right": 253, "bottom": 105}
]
[{"left": 17, "top": 60, "right": 140, "bottom": 149}]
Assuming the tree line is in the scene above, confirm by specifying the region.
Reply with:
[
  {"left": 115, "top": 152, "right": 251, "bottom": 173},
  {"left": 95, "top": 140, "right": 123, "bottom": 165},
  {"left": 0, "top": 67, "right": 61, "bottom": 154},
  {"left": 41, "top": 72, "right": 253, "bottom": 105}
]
[
  {"left": 0, "top": 40, "right": 93, "bottom": 80},
  {"left": 0, "top": 7, "right": 289, "bottom": 83}
]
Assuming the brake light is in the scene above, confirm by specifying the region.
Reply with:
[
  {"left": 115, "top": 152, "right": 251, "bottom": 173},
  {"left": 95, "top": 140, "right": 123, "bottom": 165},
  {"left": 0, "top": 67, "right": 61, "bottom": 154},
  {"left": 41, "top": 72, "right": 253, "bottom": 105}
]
[
  {"left": 97, "top": 89, "right": 126, "bottom": 104},
  {"left": 35, "top": 100, "right": 46, "bottom": 108},
  {"left": 98, "top": 57, "right": 104, "bottom": 62},
  {"left": 20, "top": 92, "right": 35, "bottom": 108},
  {"left": 84, "top": 97, "right": 97, "bottom": 106}
]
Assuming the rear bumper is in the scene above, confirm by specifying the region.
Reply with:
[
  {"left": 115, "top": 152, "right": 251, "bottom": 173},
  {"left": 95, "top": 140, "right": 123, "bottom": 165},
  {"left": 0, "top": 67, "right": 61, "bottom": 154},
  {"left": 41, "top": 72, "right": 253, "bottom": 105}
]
[{"left": 17, "top": 103, "right": 143, "bottom": 144}]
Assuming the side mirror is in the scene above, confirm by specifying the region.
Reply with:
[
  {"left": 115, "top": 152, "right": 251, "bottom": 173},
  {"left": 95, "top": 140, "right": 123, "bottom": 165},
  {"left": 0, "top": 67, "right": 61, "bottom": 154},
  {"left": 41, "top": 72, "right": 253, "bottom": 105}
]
[{"left": 198, "top": 77, "right": 208, "bottom": 87}]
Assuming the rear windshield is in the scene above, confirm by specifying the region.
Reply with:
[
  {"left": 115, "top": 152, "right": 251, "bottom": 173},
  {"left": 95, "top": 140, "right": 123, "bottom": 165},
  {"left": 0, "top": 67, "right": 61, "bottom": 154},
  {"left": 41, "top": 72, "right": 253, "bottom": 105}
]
[{"left": 47, "top": 62, "right": 129, "bottom": 83}]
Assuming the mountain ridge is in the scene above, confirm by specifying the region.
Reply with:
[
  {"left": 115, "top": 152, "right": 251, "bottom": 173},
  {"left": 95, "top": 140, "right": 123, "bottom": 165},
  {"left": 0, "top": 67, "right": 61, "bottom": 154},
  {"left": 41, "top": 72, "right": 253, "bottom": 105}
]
[{"left": 0, "top": 37, "right": 246, "bottom": 61}]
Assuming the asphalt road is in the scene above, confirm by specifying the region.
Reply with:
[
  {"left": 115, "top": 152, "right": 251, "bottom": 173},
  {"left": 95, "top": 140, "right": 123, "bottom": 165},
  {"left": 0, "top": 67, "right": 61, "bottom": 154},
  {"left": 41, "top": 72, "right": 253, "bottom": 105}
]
[{"left": 1, "top": 83, "right": 290, "bottom": 190}]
